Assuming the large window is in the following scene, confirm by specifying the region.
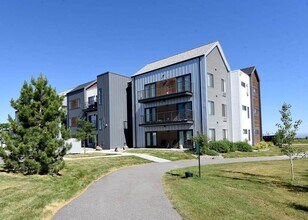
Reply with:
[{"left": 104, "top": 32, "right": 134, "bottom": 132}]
[
  {"left": 98, "top": 89, "right": 102, "bottom": 105},
  {"left": 208, "top": 101, "right": 215, "bottom": 115},
  {"left": 145, "top": 83, "right": 156, "bottom": 99},
  {"left": 222, "top": 104, "right": 227, "bottom": 117},
  {"left": 209, "top": 129, "right": 216, "bottom": 141},
  {"left": 69, "top": 99, "right": 80, "bottom": 110},
  {"left": 177, "top": 102, "right": 192, "bottom": 119},
  {"left": 88, "top": 96, "right": 95, "bottom": 105},
  {"left": 145, "top": 107, "right": 157, "bottom": 123},
  {"left": 177, "top": 74, "right": 191, "bottom": 92},
  {"left": 178, "top": 130, "right": 193, "bottom": 148},
  {"left": 88, "top": 114, "right": 97, "bottom": 128},
  {"left": 145, "top": 132, "right": 157, "bottom": 147},
  {"left": 207, "top": 73, "right": 214, "bottom": 88}
]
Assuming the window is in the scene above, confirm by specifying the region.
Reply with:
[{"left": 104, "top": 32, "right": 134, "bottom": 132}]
[
  {"left": 177, "top": 102, "right": 192, "bottom": 119},
  {"left": 98, "top": 89, "right": 102, "bottom": 105},
  {"left": 247, "top": 107, "right": 250, "bottom": 118},
  {"left": 255, "top": 129, "right": 259, "bottom": 135},
  {"left": 248, "top": 129, "right": 251, "bottom": 141},
  {"left": 177, "top": 74, "right": 191, "bottom": 92},
  {"left": 223, "top": 129, "right": 228, "bottom": 140},
  {"left": 145, "top": 132, "right": 157, "bottom": 147},
  {"left": 222, "top": 104, "right": 227, "bottom": 117},
  {"left": 242, "top": 105, "right": 247, "bottom": 111},
  {"left": 241, "top": 81, "right": 246, "bottom": 88},
  {"left": 209, "top": 129, "right": 216, "bottom": 141},
  {"left": 145, "top": 107, "right": 157, "bottom": 123},
  {"left": 207, "top": 73, "right": 214, "bottom": 88},
  {"left": 145, "top": 83, "right": 156, "bottom": 99},
  {"left": 88, "top": 96, "right": 95, "bottom": 105},
  {"left": 253, "top": 87, "right": 257, "bottom": 93},
  {"left": 69, "top": 117, "right": 77, "bottom": 127},
  {"left": 178, "top": 130, "right": 193, "bottom": 148},
  {"left": 254, "top": 108, "right": 258, "bottom": 114},
  {"left": 243, "top": 129, "right": 248, "bottom": 134},
  {"left": 208, "top": 101, "right": 215, "bottom": 115},
  {"left": 98, "top": 119, "right": 102, "bottom": 130},
  {"left": 88, "top": 114, "right": 97, "bottom": 128},
  {"left": 221, "top": 79, "right": 226, "bottom": 92},
  {"left": 69, "top": 99, "right": 80, "bottom": 109}
]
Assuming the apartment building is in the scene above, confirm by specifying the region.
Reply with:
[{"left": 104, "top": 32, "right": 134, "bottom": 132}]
[
  {"left": 132, "top": 41, "right": 232, "bottom": 148},
  {"left": 66, "top": 72, "right": 132, "bottom": 149}
]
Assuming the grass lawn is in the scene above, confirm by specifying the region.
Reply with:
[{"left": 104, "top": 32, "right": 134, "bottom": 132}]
[
  {"left": 223, "top": 145, "right": 308, "bottom": 158},
  {"left": 126, "top": 149, "right": 196, "bottom": 161},
  {"left": 0, "top": 156, "right": 149, "bottom": 220},
  {"left": 64, "top": 152, "right": 115, "bottom": 158},
  {"left": 163, "top": 159, "right": 308, "bottom": 220}
]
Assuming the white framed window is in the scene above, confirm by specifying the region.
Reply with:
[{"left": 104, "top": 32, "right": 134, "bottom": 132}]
[
  {"left": 222, "top": 104, "right": 227, "bottom": 117},
  {"left": 223, "top": 129, "right": 228, "bottom": 140},
  {"left": 207, "top": 73, "right": 214, "bottom": 88},
  {"left": 221, "top": 79, "right": 226, "bottom": 92},
  {"left": 209, "top": 129, "right": 216, "bottom": 141},
  {"left": 208, "top": 101, "right": 215, "bottom": 115}
]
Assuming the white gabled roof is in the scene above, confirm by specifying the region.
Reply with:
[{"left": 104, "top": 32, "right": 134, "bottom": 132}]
[{"left": 133, "top": 41, "right": 230, "bottom": 77}]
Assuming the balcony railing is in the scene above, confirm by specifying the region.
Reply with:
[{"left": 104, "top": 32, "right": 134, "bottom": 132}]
[
  {"left": 84, "top": 102, "right": 97, "bottom": 111},
  {"left": 138, "top": 81, "right": 192, "bottom": 102},
  {"left": 140, "top": 110, "right": 193, "bottom": 126}
]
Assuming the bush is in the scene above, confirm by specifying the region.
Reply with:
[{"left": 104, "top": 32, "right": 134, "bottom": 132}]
[
  {"left": 208, "top": 140, "right": 230, "bottom": 153},
  {"left": 254, "top": 141, "right": 274, "bottom": 150},
  {"left": 203, "top": 148, "right": 219, "bottom": 156},
  {"left": 234, "top": 141, "right": 252, "bottom": 152}
]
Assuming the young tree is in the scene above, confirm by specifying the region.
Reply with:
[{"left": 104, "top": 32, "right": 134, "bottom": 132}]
[
  {"left": 275, "top": 103, "right": 302, "bottom": 181},
  {"left": 75, "top": 118, "right": 96, "bottom": 154},
  {"left": 192, "top": 132, "right": 209, "bottom": 154},
  {"left": 0, "top": 75, "right": 71, "bottom": 175}
]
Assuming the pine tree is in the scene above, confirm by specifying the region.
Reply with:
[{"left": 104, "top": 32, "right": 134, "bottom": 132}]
[{"left": 0, "top": 74, "right": 71, "bottom": 175}]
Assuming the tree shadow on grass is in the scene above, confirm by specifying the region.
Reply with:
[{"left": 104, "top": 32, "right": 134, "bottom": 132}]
[
  {"left": 289, "top": 203, "right": 308, "bottom": 212},
  {"left": 213, "top": 170, "right": 308, "bottom": 193}
]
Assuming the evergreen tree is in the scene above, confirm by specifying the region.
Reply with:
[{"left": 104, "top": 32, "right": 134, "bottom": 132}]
[{"left": 0, "top": 74, "right": 71, "bottom": 175}]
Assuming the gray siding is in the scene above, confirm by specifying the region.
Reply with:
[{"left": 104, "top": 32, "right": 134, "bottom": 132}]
[
  {"left": 206, "top": 46, "right": 231, "bottom": 140},
  {"left": 97, "top": 73, "right": 130, "bottom": 149},
  {"left": 133, "top": 58, "right": 204, "bottom": 148}
]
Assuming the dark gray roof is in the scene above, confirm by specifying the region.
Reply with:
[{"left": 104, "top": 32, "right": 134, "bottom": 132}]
[
  {"left": 241, "top": 66, "right": 256, "bottom": 75},
  {"left": 68, "top": 80, "right": 96, "bottom": 94}
]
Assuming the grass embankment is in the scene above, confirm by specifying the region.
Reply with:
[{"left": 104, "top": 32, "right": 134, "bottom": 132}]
[
  {"left": 164, "top": 159, "right": 308, "bottom": 220},
  {"left": 0, "top": 156, "right": 149, "bottom": 220},
  {"left": 223, "top": 145, "right": 308, "bottom": 158},
  {"left": 126, "top": 149, "right": 196, "bottom": 161}
]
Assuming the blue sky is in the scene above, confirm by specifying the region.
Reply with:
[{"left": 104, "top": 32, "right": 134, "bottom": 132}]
[{"left": 0, "top": 0, "right": 308, "bottom": 136}]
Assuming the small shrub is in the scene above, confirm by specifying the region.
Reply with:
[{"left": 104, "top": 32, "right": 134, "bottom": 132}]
[
  {"left": 234, "top": 141, "right": 252, "bottom": 152},
  {"left": 229, "top": 142, "right": 237, "bottom": 152},
  {"left": 208, "top": 140, "right": 230, "bottom": 153},
  {"left": 203, "top": 148, "right": 219, "bottom": 156},
  {"left": 254, "top": 141, "right": 274, "bottom": 150}
]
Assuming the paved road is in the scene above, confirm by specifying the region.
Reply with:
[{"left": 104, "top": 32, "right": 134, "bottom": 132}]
[{"left": 53, "top": 156, "right": 288, "bottom": 220}]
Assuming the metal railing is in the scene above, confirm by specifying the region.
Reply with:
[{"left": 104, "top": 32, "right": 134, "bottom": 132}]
[
  {"left": 84, "top": 101, "right": 97, "bottom": 110},
  {"left": 141, "top": 110, "right": 193, "bottom": 124},
  {"left": 138, "top": 81, "right": 192, "bottom": 100}
]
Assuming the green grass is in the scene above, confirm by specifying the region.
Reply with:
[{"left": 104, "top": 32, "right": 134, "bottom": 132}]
[
  {"left": 223, "top": 145, "right": 308, "bottom": 158},
  {"left": 0, "top": 156, "right": 149, "bottom": 220},
  {"left": 294, "top": 138, "right": 308, "bottom": 144},
  {"left": 163, "top": 159, "right": 308, "bottom": 220},
  {"left": 126, "top": 149, "right": 196, "bottom": 161},
  {"left": 64, "top": 152, "right": 115, "bottom": 158}
]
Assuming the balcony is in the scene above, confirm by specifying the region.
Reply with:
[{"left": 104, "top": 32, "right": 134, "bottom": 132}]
[
  {"left": 83, "top": 101, "right": 97, "bottom": 112},
  {"left": 140, "top": 110, "right": 194, "bottom": 126},
  {"left": 138, "top": 81, "right": 193, "bottom": 103}
]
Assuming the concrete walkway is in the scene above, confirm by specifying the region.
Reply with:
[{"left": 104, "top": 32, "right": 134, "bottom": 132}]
[{"left": 53, "top": 155, "right": 289, "bottom": 220}]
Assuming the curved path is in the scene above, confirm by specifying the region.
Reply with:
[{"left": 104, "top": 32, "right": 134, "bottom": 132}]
[{"left": 53, "top": 156, "right": 288, "bottom": 220}]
